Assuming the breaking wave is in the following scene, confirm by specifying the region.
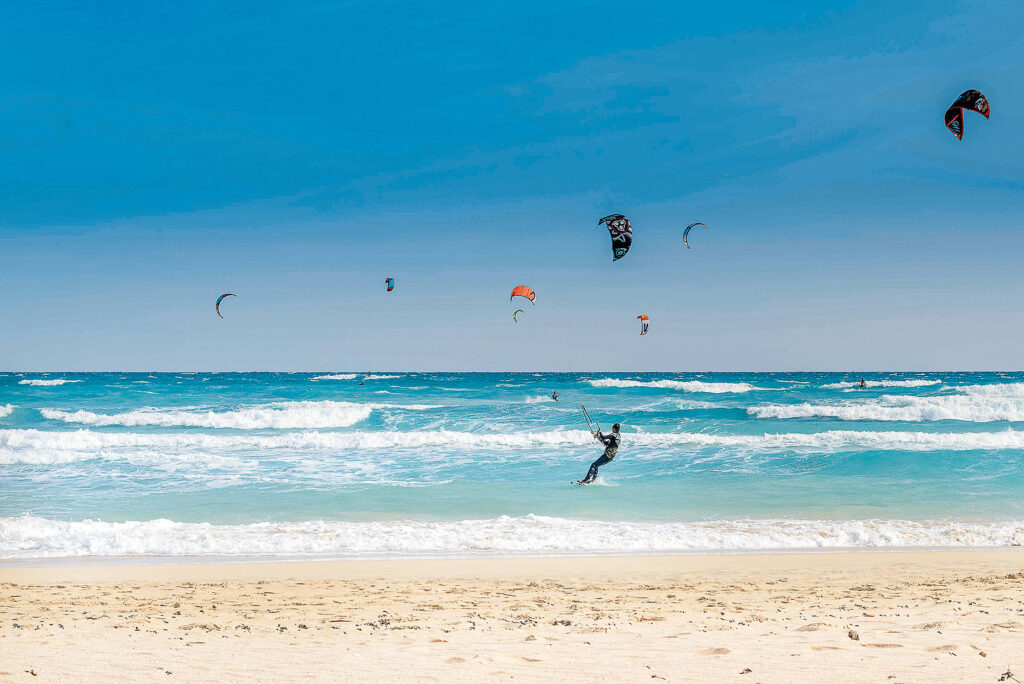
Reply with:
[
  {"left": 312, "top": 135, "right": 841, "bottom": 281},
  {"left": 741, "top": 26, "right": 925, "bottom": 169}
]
[
  {"left": 957, "top": 383, "right": 1024, "bottom": 397},
  {"left": 0, "top": 405, "right": 13, "bottom": 419},
  {"left": 6, "top": 427, "right": 1024, "bottom": 461},
  {"left": 751, "top": 384, "right": 1024, "bottom": 422},
  {"left": 587, "top": 379, "right": 759, "bottom": 393},
  {"left": 17, "top": 378, "right": 81, "bottom": 386},
  {"left": 820, "top": 379, "right": 940, "bottom": 389},
  {"left": 310, "top": 374, "right": 357, "bottom": 381},
  {"left": 2, "top": 514, "right": 1021, "bottom": 559},
  {"left": 38, "top": 401, "right": 439, "bottom": 430}
]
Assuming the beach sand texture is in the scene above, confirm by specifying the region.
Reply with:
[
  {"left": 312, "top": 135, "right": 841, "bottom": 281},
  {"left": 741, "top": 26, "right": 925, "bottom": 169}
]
[{"left": 2, "top": 551, "right": 1023, "bottom": 682}]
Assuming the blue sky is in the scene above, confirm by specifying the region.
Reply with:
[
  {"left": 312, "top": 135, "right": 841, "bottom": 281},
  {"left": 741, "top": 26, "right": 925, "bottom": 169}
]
[{"left": 1, "top": 0, "right": 1022, "bottom": 370}]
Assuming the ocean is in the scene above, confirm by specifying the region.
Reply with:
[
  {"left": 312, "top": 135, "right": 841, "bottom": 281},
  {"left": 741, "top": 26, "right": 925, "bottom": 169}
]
[{"left": 1, "top": 372, "right": 1023, "bottom": 563}]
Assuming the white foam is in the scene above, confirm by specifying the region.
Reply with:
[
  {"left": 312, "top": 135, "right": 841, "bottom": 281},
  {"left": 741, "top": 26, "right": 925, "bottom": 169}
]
[
  {"left": 39, "top": 401, "right": 440, "bottom": 429},
  {"left": 18, "top": 378, "right": 81, "bottom": 386},
  {"left": 666, "top": 400, "right": 723, "bottom": 410},
  {"left": 310, "top": 374, "right": 357, "bottom": 381},
  {"left": 752, "top": 384, "right": 1024, "bottom": 422},
  {"left": 0, "top": 405, "right": 13, "bottom": 419},
  {"left": 6, "top": 427, "right": 1024, "bottom": 459},
  {"left": 588, "top": 379, "right": 759, "bottom": 393},
  {"left": 0, "top": 445, "right": 246, "bottom": 468},
  {"left": 821, "top": 380, "right": 940, "bottom": 389},
  {"left": 957, "top": 382, "right": 1024, "bottom": 397},
  {"left": 0, "top": 428, "right": 596, "bottom": 454},
  {"left": 524, "top": 395, "right": 556, "bottom": 403},
  {"left": 2, "top": 515, "right": 1021, "bottom": 560},
  {"left": 642, "top": 429, "right": 1024, "bottom": 451},
  {"left": 365, "top": 374, "right": 402, "bottom": 380}
]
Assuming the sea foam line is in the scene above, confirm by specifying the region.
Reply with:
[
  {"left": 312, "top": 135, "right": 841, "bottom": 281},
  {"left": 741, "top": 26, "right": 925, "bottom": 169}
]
[
  {"left": 751, "top": 383, "right": 1024, "bottom": 422},
  {"left": 38, "top": 401, "right": 440, "bottom": 430},
  {"left": 310, "top": 374, "right": 358, "bottom": 381},
  {"left": 17, "top": 379, "right": 81, "bottom": 386},
  {"left": 0, "top": 405, "right": 13, "bottom": 419},
  {"left": 587, "top": 379, "right": 760, "bottom": 393},
  {"left": 2, "top": 514, "right": 1021, "bottom": 559},
  {"left": 957, "top": 382, "right": 1024, "bottom": 397},
  {"left": 5, "top": 427, "right": 1024, "bottom": 458},
  {"left": 820, "top": 380, "right": 940, "bottom": 389}
]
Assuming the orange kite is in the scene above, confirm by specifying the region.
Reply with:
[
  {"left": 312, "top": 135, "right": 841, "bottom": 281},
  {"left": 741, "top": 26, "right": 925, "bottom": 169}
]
[{"left": 510, "top": 286, "right": 536, "bottom": 304}]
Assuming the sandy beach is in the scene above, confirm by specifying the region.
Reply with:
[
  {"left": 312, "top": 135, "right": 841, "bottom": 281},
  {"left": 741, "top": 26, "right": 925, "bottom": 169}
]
[{"left": 2, "top": 550, "right": 1023, "bottom": 682}]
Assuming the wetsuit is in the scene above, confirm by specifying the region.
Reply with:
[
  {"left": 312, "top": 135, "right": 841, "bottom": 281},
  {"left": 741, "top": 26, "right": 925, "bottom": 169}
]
[{"left": 580, "top": 430, "right": 619, "bottom": 484}]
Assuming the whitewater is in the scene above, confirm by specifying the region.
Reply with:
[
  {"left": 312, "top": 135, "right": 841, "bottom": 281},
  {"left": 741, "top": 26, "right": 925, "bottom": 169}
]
[{"left": 2, "top": 372, "right": 1023, "bottom": 563}]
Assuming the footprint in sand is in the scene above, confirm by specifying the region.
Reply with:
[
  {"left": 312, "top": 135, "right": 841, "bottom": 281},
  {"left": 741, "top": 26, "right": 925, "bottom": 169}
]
[
  {"left": 796, "top": 623, "right": 830, "bottom": 632},
  {"left": 914, "top": 621, "right": 946, "bottom": 630},
  {"left": 985, "top": 621, "right": 1024, "bottom": 632},
  {"left": 445, "top": 657, "right": 465, "bottom": 664},
  {"left": 700, "top": 647, "right": 730, "bottom": 655}
]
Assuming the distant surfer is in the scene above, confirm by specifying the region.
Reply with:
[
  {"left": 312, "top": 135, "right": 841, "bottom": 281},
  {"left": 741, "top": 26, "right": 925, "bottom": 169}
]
[
  {"left": 859, "top": 378, "right": 866, "bottom": 388},
  {"left": 577, "top": 423, "right": 620, "bottom": 485},
  {"left": 552, "top": 391, "right": 559, "bottom": 402}
]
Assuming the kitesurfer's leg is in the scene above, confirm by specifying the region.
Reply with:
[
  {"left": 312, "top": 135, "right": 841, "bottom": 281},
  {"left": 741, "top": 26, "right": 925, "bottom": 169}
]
[{"left": 581, "top": 454, "right": 611, "bottom": 484}]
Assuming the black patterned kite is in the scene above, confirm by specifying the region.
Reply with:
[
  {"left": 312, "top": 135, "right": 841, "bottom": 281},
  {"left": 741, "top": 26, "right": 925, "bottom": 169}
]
[
  {"left": 944, "top": 89, "right": 990, "bottom": 140},
  {"left": 598, "top": 214, "right": 633, "bottom": 261}
]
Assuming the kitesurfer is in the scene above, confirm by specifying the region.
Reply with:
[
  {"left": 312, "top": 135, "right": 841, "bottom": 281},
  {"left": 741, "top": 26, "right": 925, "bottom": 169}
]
[
  {"left": 578, "top": 423, "right": 620, "bottom": 485},
  {"left": 859, "top": 378, "right": 866, "bottom": 389},
  {"left": 552, "top": 391, "right": 559, "bottom": 402}
]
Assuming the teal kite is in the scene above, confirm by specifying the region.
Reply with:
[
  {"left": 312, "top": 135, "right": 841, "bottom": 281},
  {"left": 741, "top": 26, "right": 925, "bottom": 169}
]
[{"left": 215, "top": 293, "right": 236, "bottom": 318}]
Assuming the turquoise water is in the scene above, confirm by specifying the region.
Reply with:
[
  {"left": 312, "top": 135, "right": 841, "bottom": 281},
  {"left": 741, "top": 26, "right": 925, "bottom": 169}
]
[{"left": 1, "top": 372, "right": 1023, "bottom": 560}]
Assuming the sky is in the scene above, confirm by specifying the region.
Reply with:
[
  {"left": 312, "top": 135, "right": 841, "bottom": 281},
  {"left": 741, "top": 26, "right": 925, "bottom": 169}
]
[{"left": 1, "top": 0, "right": 1022, "bottom": 371}]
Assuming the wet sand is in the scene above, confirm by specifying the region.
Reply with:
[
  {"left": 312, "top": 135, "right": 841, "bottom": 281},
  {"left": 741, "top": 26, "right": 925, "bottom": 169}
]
[{"left": 2, "top": 550, "right": 1023, "bottom": 682}]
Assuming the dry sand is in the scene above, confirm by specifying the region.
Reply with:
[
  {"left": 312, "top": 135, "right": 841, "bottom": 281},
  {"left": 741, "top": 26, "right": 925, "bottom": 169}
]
[{"left": 2, "top": 550, "right": 1023, "bottom": 683}]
